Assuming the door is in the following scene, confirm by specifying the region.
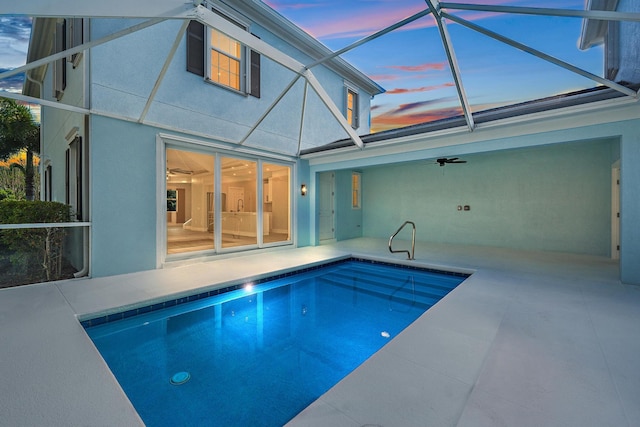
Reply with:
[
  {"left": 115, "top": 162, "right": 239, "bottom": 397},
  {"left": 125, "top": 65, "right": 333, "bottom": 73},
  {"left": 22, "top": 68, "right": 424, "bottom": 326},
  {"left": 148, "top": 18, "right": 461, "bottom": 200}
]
[
  {"left": 318, "top": 172, "right": 335, "bottom": 241},
  {"left": 612, "top": 166, "right": 620, "bottom": 259}
]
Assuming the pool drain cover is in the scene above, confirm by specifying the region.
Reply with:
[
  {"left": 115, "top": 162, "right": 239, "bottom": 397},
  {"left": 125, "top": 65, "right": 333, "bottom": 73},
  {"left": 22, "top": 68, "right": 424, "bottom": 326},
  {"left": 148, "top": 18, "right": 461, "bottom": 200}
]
[{"left": 170, "top": 371, "right": 191, "bottom": 385}]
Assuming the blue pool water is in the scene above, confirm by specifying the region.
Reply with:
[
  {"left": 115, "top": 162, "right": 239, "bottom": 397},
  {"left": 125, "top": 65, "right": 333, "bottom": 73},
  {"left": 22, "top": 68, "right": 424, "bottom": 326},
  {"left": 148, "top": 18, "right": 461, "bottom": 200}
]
[{"left": 85, "top": 259, "right": 467, "bottom": 426}]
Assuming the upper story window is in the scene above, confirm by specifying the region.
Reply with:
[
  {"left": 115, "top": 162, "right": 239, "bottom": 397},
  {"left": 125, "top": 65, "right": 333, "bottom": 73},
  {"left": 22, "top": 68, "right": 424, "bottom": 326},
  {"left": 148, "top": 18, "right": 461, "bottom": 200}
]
[
  {"left": 53, "top": 20, "right": 67, "bottom": 100},
  {"left": 186, "top": 6, "right": 260, "bottom": 97},
  {"left": 351, "top": 172, "right": 361, "bottom": 209},
  {"left": 53, "top": 18, "right": 84, "bottom": 100},
  {"left": 209, "top": 28, "right": 242, "bottom": 90},
  {"left": 67, "top": 18, "right": 84, "bottom": 68},
  {"left": 345, "top": 86, "right": 359, "bottom": 129}
]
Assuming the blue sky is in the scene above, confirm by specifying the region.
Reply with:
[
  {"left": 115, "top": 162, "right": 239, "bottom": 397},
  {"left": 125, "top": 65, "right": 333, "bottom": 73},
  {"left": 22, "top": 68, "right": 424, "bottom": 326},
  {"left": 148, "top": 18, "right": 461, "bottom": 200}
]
[
  {"left": 265, "top": 0, "right": 604, "bottom": 132},
  {"left": 0, "top": 16, "right": 31, "bottom": 92},
  {"left": 0, "top": 1, "right": 604, "bottom": 133}
]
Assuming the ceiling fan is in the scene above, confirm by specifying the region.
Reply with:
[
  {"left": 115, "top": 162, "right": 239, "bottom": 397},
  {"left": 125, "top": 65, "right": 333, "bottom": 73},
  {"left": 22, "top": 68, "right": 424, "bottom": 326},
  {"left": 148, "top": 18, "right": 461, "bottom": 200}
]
[
  {"left": 167, "top": 167, "right": 209, "bottom": 175},
  {"left": 435, "top": 157, "right": 467, "bottom": 167}
]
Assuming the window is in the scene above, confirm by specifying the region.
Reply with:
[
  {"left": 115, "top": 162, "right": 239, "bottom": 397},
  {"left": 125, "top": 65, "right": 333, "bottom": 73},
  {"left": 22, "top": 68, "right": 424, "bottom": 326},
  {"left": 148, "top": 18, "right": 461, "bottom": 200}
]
[
  {"left": 166, "top": 190, "right": 177, "bottom": 212},
  {"left": 352, "top": 172, "right": 361, "bottom": 209},
  {"left": 66, "top": 18, "right": 84, "bottom": 67},
  {"left": 65, "top": 136, "right": 83, "bottom": 220},
  {"left": 44, "top": 164, "right": 52, "bottom": 202},
  {"left": 346, "top": 87, "right": 359, "bottom": 128},
  {"left": 209, "top": 28, "right": 242, "bottom": 90},
  {"left": 186, "top": 10, "right": 260, "bottom": 97},
  {"left": 53, "top": 20, "right": 67, "bottom": 100}
]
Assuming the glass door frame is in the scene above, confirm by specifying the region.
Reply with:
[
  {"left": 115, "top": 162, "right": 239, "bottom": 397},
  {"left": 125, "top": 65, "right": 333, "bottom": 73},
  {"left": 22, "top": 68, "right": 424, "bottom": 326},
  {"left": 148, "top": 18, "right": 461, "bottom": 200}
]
[{"left": 157, "top": 134, "right": 295, "bottom": 267}]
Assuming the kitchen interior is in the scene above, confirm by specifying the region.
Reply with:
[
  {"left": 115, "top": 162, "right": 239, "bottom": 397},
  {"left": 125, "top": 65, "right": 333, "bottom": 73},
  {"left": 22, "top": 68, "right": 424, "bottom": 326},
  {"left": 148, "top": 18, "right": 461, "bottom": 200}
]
[{"left": 166, "top": 148, "right": 291, "bottom": 254}]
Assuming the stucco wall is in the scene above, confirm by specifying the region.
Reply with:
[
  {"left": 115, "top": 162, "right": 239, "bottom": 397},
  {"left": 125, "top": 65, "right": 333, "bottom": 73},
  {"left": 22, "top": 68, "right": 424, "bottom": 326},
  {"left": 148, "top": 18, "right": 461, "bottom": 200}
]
[
  {"left": 88, "top": 18, "right": 372, "bottom": 156},
  {"left": 361, "top": 140, "right": 616, "bottom": 256},
  {"left": 90, "top": 116, "right": 159, "bottom": 277}
]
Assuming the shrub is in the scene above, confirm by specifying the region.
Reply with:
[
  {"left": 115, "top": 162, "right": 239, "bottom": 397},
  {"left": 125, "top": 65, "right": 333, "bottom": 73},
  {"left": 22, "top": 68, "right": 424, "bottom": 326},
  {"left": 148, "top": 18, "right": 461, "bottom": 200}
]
[{"left": 0, "top": 200, "right": 72, "bottom": 286}]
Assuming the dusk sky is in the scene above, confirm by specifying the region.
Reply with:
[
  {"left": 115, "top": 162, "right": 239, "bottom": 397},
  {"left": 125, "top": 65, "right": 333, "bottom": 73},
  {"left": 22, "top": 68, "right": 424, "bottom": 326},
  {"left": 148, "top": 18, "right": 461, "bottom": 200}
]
[
  {"left": 0, "top": 1, "right": 604, "bottom": 133},
  {"left": 264, "top": 0, "right": 604, "bottom": 132}
]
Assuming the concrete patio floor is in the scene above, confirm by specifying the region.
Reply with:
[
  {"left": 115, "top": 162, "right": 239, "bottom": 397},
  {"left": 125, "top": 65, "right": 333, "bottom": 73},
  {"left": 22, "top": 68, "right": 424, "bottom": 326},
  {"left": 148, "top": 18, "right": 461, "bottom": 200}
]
[{"left": 1, "top": 238, "right": 638, "bottom": 426}]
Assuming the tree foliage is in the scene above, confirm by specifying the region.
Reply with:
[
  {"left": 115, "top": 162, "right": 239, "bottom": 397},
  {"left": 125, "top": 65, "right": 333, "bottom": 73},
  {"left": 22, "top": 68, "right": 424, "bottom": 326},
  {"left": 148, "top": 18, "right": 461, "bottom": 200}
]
[{"left": 0, "top": 98, "right": 40, "bottom": 200}]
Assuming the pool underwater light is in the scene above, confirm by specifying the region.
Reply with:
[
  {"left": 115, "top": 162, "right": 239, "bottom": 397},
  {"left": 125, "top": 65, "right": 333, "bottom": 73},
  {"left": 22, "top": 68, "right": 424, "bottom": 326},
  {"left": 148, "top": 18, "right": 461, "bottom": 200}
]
[{"left": 170, "top": 371, "right": 191, "bottom": 385}]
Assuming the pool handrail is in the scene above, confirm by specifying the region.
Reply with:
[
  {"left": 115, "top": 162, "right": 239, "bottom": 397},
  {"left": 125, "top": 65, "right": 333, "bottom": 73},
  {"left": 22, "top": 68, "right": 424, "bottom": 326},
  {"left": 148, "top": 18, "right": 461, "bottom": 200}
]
[{"left": 388, "top": 220, "right": 416, "bottom": 260}]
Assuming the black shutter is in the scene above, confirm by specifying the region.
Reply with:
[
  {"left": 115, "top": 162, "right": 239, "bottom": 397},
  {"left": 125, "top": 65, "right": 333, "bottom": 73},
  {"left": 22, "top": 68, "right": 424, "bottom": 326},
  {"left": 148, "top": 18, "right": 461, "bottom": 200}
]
[
  {"left": 250, "top": 34, "right": 261, "bottom": 98},
  {"left": 186, "top": 20, "right": 205, "bottom": 77}
]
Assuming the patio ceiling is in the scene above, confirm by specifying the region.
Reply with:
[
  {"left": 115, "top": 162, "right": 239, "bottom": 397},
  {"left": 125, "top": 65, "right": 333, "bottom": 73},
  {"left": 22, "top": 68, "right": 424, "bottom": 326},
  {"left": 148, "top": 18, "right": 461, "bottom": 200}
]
[{"left": 0, "top": 0, "right": 639, "bottom": 157}]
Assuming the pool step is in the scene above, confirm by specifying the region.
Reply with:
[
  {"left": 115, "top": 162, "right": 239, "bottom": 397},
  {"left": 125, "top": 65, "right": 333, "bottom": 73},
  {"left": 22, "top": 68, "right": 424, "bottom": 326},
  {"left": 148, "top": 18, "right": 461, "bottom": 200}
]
[
  {"left": 320, "top": 266, "right": 460, "bottom": 301},
  {"left": 341, "top": 261, "right": 465, "bottom": 290},
  {"left": 322, "top": 271, "right": 449, "bottom": 302},
  {"left": 317, "top": 276, "right": 434, "bottom": 310},
  {"left": 316, "top": 270, "right": 454, "bottom": 309}
]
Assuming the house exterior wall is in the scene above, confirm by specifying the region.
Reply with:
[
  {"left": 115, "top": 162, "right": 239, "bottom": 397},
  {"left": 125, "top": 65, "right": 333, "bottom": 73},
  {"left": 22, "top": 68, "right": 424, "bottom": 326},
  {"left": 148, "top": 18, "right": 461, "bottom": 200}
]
[
  {"left": 620, "top": 131, "right": 640, "bottom": 285},
  {"left": 306, "top": 104, "right": 640, "bottom": 286},
  {"left": 38, "top": 29, "right": 88, "bottom": 272},
  {"left": 89, "top": 116, "right": 158, "bottom": 277},
  {"left": 89, "top": 115, "right": 312, "bottom": 277},
  {"left": 88, "top": 18, "right": 373, "bottom": 154},
  {"left": 32, "top": 9, "right": 374, "bottom": 277},
  {"left": 361, "top": 140, "right": 615, "bottom": 256}
]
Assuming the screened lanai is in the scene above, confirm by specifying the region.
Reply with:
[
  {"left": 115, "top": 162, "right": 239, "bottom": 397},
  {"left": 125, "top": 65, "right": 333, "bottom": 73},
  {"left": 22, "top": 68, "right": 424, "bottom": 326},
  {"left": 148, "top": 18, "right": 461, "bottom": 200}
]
[{"left": 2, "top": 0, "right": 639, "bottom": 156}]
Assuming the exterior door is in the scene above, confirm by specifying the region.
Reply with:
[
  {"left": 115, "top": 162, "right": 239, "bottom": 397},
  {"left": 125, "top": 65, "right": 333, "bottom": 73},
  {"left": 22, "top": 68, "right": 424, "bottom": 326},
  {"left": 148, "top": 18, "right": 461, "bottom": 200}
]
[
  {"left": 318, "top": 172, "right": 335, "bottom": 241},
  {"left": 612, "top": 166, "right": 620, "bottom": 259}
]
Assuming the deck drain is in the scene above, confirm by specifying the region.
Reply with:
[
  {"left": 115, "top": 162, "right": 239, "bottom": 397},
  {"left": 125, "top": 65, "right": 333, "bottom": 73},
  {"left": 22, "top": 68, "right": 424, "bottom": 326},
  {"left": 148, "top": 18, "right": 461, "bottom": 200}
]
[{"left": 170, "top": 371, "right": 191, "bottom": 385}]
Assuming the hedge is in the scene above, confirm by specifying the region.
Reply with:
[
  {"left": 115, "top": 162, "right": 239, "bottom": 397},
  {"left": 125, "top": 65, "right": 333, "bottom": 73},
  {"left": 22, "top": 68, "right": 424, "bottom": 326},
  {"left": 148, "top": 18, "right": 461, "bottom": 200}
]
[{"left": 0, "top": 200, "right": 72, "bottom": 286}]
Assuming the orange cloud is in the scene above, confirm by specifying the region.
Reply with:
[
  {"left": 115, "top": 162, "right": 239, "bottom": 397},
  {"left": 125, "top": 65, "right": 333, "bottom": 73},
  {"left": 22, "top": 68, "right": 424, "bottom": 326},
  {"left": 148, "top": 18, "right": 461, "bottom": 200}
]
[
  {"left": 371, "top": 106, "right": 463, "bottom": 133},
  {"left": 386, "top": 82, "right": 455, "bottom": 94}
]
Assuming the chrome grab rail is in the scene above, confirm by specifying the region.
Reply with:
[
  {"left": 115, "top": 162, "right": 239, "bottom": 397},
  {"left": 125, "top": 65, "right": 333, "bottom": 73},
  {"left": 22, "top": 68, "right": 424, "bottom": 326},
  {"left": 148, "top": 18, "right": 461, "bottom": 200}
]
[{"left": 388, "top": 220, "right": 416, "bottom": 260}]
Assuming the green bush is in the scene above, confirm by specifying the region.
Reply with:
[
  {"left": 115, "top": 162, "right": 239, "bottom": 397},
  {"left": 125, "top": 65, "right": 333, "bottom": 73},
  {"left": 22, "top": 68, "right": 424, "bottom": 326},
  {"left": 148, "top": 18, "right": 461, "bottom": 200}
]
[
  {"left": 0, "top": 200, "right": 72, "bottom": 286},
  {"left": 0, "top": 188, "right": 16, "bottom": 201}
]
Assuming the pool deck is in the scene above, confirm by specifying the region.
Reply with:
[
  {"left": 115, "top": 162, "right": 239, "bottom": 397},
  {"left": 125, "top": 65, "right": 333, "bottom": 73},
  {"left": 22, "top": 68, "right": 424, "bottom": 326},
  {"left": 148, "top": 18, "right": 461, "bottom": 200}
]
[{"left": 1, "top": 238, "right": 638, "bottom": 426}]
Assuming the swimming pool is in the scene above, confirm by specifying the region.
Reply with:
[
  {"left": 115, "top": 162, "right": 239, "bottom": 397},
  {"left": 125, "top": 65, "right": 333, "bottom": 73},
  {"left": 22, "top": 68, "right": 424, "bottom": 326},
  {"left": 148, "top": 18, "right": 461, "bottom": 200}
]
[{"left": 85, "top": 258, "right": 467, "bottom": 426}]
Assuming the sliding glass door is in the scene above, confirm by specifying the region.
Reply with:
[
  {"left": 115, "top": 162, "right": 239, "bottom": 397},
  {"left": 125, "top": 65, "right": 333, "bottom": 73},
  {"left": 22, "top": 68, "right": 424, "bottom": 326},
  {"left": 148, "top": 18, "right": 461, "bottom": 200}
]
[
  {"left": 221, "top": 156, "right": 257, "bottom": 248},
  {"left": 165, "top": 145, "right": 292, "bottom": 257},
  {"left": 166, "top": 148, "right": 215, "bottom": 254},
  {"left": 263, "top": 162, "right": 290, "bottom": 244}
]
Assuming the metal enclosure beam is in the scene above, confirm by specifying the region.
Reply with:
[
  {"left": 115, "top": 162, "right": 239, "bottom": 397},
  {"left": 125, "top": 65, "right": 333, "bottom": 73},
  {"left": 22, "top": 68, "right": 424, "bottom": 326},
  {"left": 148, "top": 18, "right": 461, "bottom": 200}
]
[
  {"left": 138, "top": 19, "right": 190, "bottom": 123},
  {"left": 297, "top": 81, "right": 310, "bottom": 157},
  {"left": 0, "top": 91, "right": 89, "bottom": 114},
  {"left": 0, "top": 2, "right": 366, "bottom": 153},
  {"left": 441, "top": 3, "right": 640, "bottom": 22},
  {"left": 195, "top": 6, "right": 364, "bottom": 148},
  {"left": 306, "top": 8, "right": 433, "bottom": 70},
  {"left": 304, "top": 71, "right": 365, "bottom": 149},
  {"left": 443, "top": 12, "right": 638, "bottom": 98},
  {"left": 0, "top": 0, "right": 196, "bottom": 19},
  {"left": 425, "top": 0, "right": 475, "bottom": 131},
  {"left": 238, "top": 75, "right": 303, "bottom": 145},
  {"left": 0, "top": 18, "right": 168, "bottom": 82}
]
